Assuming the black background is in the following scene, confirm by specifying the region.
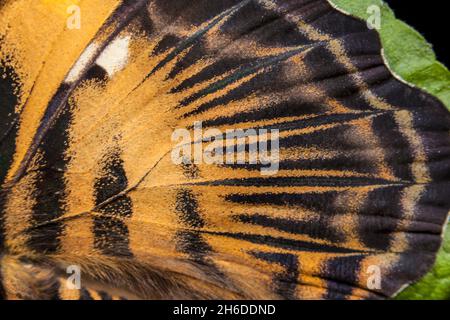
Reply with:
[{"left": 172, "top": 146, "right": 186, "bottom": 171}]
[
  {"left": 0, "top": 300, "right": 446, "bottom": 318},
  {"left": 384, "top": 1, "right": 448, "bottom": 67},
  {"left": 0, "top": 300, "right": 446, "bottom": 317}
]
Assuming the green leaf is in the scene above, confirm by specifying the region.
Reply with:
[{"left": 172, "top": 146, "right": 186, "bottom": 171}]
[{"left": 330, "top": 0, "right": 450, "bottom": 299}]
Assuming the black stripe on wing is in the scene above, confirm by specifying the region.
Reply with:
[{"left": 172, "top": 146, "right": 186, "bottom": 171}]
[{"left": 93, "top": 143, "right": 133, "bottom": 258}]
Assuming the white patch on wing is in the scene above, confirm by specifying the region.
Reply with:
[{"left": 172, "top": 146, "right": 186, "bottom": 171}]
[
  {"left": 96, "top": 36, "right": 131, "bottom": 77},
  {"left": 65, "top": 42, "right": 100, "bottom": 83}
]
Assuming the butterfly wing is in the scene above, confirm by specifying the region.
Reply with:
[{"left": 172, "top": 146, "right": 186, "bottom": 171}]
[{"left": 1, "top": 0, "right": 449, "bottom": 299}]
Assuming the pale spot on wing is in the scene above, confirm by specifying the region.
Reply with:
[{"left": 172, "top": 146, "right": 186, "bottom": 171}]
[
  {"left": 65, "top": 42, "right": 100, "bottom": 83},
  {"left": 96, "top": 36, "right": 131, "bottom": 77}
]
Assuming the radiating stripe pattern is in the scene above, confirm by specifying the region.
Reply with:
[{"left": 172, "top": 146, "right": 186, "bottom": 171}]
[{"left": 0, "top": 0, "right": 449, "bottom": 299}]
